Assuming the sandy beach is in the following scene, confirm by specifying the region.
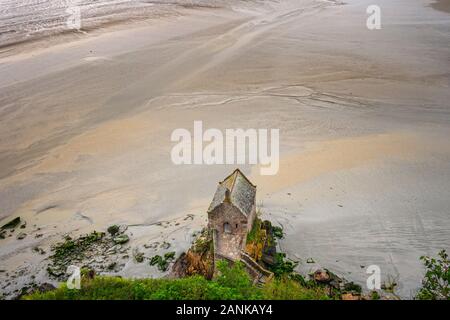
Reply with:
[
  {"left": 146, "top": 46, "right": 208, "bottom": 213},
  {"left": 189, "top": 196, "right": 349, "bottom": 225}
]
[{"left": 0, "top": 0, "right": 449, "bottom": 299}]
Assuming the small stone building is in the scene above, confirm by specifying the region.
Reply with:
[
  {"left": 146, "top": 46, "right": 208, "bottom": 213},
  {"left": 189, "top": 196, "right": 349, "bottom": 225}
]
[{"left": 207, "top": 169, "right": 256, "bottom": 262}]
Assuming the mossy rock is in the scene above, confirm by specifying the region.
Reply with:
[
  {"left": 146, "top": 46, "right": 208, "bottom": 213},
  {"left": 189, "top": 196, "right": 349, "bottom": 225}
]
[
  {"left": 149, "top": 253, "right": 173, "bottom": 272},
  {"left": 150, "top": 255, "right": 163, "bottom": 266},
  {"left": 1, "top": 217, "right": 21, "bottom": 230},
  {"left": 113, "top": 234, "right": 129, "bottom": 244},
  {"left": 164, "top": 251, "right": 176, "bottom": 260},
  {"left": 133, "top": 249, "right": 145, "bottom": 263},
  {"left": 272, "top": 226, "right": 284, "bottom": 239},
  {"left": 107, "top": 225, "right": 120, "bottom": 236}
]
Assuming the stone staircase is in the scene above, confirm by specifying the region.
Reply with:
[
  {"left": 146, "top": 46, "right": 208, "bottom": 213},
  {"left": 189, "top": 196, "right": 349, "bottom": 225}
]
[{"left": 240, "top": 251, "right": 274, "bottom": 287}]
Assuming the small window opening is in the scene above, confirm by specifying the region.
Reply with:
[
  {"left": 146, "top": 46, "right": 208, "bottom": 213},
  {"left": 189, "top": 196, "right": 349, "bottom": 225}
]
[{"left": 223, "top": 222, "right": 231, "bottom": 234}]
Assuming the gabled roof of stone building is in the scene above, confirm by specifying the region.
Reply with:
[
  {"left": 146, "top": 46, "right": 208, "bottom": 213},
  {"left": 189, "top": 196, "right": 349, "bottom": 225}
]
[{"left": 207, "top": 169, "right": 256, "bottom": 217}]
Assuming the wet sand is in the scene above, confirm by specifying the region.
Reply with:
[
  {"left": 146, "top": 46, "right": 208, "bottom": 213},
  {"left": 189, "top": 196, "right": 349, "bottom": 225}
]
[
  {"left": 431, "top": 0, "right": 450, "bottom": 13},
  {"left": 0, "top": 0, "right": 450, "bottom": 298}
]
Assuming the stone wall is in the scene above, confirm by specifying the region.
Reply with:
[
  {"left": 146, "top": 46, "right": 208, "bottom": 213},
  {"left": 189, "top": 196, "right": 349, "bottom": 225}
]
[{"left": 208, "top": 202, "right": 248, "bottom": 261}]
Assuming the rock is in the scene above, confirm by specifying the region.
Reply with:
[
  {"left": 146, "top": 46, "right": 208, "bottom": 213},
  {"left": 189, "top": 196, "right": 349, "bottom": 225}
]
[
  {"left": 107, "top": 225, "right": 120, "bottom": 236},
  {"left": 37, "top": 283, "right": 56, "bottom": 293},
  {"left": 306, "top": 258, "right": 315, "bottom": 263},
  {"left": 118, "top": 225, "right": 128, "bottom": 234},
  {"left": 135, "top": 253, "right": 144, "bottom": 263},
  {"left": 343, "top": 282, "right": 362, "bottom": 293},
  {"left": 113, "top": 234, "right": 129, "bottom": 244},
  {"left": 16, "top": 232, "right": 27, "bottom": 240},
  {"left": 132, "top": 247, "right": 145, "bottom": 263},
  {"left": 32, "top": 247, "right": 46, "bottom": 255},
  {"left": 160, "top": 241, "right": 171, "bottom": 249},
  {"left": 47, "top": 267, "right": 64, "bottom": 277},
  {"left": 107, "top": 262, "right": 117, "bottom": 270},
  {"left": 313, "top": 269, "right": 331, "bottom": 283},
  {"left": 164, "top": 251, "right": 176, "bottom": 260},
  {"left": 261, "top": 245, "right": 277, "bottom": 266},
  {"left": 20, "top": 222, "right": 27, "bottom": 229},
  {"left": 0, "top": 230, "right": 6, "bottom": 239},
  {"left": 341, "top": 293, "right": 361, "bottom": 300},
  {"left": 1, "top": 217, "right": 21, "bottom": 230}
]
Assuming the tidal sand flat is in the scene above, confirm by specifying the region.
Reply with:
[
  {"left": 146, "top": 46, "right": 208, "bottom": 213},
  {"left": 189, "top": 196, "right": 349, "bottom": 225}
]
[{"left": 0, "top": 0, "right": 449, "bottom": 298}]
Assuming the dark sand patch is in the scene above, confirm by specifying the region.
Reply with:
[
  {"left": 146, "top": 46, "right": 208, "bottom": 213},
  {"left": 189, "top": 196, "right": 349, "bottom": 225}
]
[{"left": 430, "top": 0, "right": 450, "bottom": 13}]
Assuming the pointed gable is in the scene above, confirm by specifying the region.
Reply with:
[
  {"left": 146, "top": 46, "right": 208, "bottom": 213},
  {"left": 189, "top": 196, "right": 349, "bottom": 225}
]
[{"left": 207, "top": 169, "right": 256, "bottom": 216}]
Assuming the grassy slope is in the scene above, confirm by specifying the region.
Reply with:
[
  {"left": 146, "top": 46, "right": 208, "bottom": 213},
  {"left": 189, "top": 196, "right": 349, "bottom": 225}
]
[{"left": 25, "top": 261, "right": 330, "bottom": 300}]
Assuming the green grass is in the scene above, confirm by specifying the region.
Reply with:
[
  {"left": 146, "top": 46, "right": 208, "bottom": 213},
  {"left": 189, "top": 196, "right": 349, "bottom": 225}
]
[{"left": 25, "top": 261, "right": 329, "bottom": 300}]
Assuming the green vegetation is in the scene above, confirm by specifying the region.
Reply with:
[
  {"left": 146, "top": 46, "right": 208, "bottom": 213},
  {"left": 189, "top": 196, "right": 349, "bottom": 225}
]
[
  {"left": 269, "top": 253, "right": 298, "bottom": 278},
  {"left": 192, "top": 229, "right": 213, "bottom": 254},
  {"left": 132, "top": 248, "right": 145, "bottom": 263},
  {"left": 47, "top": 231, "right": 106, "bottom": 278},
  {"left": 25, "top": 260, "right": 329, "bottom": 300},
  {"left": 107, "top": 225, "right": 120, "bottom": 236},
  {"left": 261, "top": 277, "right": 330, "bottom": 300},
  {"left": 271, "top": 226, "right": 284, "bottom": 240},
  {"left": 370, "top": 290, "right": 380, "bottom": 300},
  {"left": 246, "top": 218, "right": 262, "bottom": 244},
  {"left": 53, "top": 231, "right": 104, "bottom": 261},
  {"left": 245, "top": 218, "right": 282, "bottom": 263},
  {"left": 416, "top": 249, "right": 449, "bottom": 300},
  {"left": 149, "top": 252, "right": 176, "bottom": 271}
]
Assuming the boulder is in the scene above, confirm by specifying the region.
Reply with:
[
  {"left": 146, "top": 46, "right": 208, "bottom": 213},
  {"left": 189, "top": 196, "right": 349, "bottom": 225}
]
[
  {"left": 1, "top": 217, "right": 21, "bottom": 230},
  {"left": 313, "top": 269, "right": 331, "bottom": 283},
  {"left": 341, "top": 292, "right": 361, "bottom": 300},
  {"left": 36, "top": 283, "right": 56, "bottom": 293},
  {"left": 107, "top": 225, "right": 120, "bottom": 236},
  {"left": 16, "top": 232, "right": 27, "bottom": 240},
  {"left": 113, "top": 234, "right": 129, "bottom": 244}
]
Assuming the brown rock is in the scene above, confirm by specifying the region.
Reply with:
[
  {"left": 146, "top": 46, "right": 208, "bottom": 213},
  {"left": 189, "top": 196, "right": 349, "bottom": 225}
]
[
  {"left": 313, "top": 269, "right": 331, "bottom": 283},
  {"left": 341, "top": 293, "right": 361, "bottom": 300}
]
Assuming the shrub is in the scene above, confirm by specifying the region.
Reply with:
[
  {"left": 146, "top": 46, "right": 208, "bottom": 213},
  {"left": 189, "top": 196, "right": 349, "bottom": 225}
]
[
  {"left": 271, "top": 226, "right": 284, "bottom": 239},
  {"left": 416, "top": 249, "right": 449, "bottom": 300},
  {"left": 25, "top": 259, "right": 333, "bottom": 300},
  {"left": 262, "top": 277, "right": 329, "bottom": 300},
  {"left": 269, "top": 253, "right": 298, "bottom": 278},
  {"left": 215, "top": 260, "right": 259, "bottom": 299}
]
